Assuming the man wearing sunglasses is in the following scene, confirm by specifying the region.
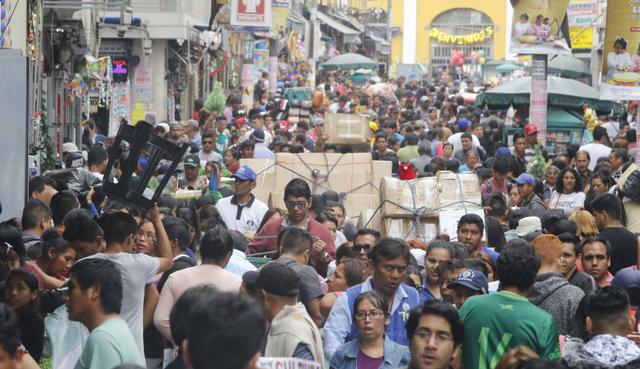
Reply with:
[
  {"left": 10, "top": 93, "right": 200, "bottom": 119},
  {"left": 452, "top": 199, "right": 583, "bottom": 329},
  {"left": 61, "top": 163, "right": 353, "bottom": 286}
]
[
  {"left": 198, "top": 131, "right": 222, "bottom": 165},
  {"left": 323, "top": 238, "right": 420, "bottom": 361},
  {"left": 249, "top": 179, "right": 335, "bottom": 276}
]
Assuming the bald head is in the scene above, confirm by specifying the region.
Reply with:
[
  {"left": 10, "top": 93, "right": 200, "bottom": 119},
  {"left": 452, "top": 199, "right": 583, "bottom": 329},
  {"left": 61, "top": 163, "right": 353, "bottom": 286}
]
[{"left": 532, "top": 234, "right": 563, "bottom": 269}]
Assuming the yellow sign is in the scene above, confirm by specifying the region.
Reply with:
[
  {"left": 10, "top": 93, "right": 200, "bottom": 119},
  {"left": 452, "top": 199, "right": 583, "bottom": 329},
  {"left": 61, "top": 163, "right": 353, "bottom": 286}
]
[
  {"left": 131, "top": 103, "right": 146, "bottom": 125},
  {"left": 569, "top": 27, "right": 593, "bottom": 49},
  {"left": 429, "top": 27, "right": 494, "bottom": 45}
]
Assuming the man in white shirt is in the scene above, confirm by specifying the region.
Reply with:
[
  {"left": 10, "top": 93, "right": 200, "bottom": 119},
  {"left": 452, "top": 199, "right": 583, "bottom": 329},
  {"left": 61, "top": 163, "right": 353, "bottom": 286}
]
[
  {"left": 216, "top": 165, "right": 268, "bottom": 238},
  {"left": 198, "top": 131, "right": 223, "bottom": 165},
  {"left": 245, "top": 111, "right": 273, "bottom": 147},
  {"left": 448, "top": 117, "right": 482, "bottom": 153},
  {"left": 87, "top": 145, "right": 108, "bottom": 181},
  {"left": 580, "top": 126, "right": 612, "bottom": 171}
]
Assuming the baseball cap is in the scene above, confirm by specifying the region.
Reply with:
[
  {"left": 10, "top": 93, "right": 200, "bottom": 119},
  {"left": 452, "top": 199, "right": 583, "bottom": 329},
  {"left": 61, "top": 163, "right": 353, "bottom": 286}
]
[
  {"left": 157, "top": 122, "right": 170, "bottom": 134},
  {"left": 183, "top": 154, "right": 200, "bottom": 168},
  {"left": 232, "top": 165, "right": 257, "bottom": 182},
  {"left": 524, "top": 124, "right": 538, "bottom": 135},
  {"left": 449, "top": 269, "right": 488, "bottom": 294},
  {"left": 513, "top": 173, "right": 536, "bottom": 186},
  {"left": 517, "top": 216, "right": 542, "bottom": 237},
  {"left": 458, "top": 117, "right": 470, "bottom": 130},
  {"left": 251, "top": 129, "right": 265, "bottom": 143},
  {"left": 62, "top": 142, "right": 79, "bottom": 154},
  {"left": 612, "top": 266, "right": 640, "bottom": 290},
  {"left": 419, "top": 96, "right": 429, "bottom": 103},
  {"left": 256, "top": 262, "right": 300, "bottom": 297},
  {"left": 495, "top": 147, "right": 512, "bottom": 158}
]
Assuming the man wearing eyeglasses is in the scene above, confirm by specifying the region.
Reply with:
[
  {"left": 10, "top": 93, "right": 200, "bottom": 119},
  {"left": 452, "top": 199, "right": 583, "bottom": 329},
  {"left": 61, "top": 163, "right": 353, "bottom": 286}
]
[
  {"left": 401, "top": 301, "right": 464, "bottom": 369},
  {"left": 323, "top": 238, "right": 420, "bottom": 361},
  {"left": 248, "top": 179, "right": 335, "bottom": 276},
  {"left": 352, "top": 229, "right": 381, "bottom": 262}
]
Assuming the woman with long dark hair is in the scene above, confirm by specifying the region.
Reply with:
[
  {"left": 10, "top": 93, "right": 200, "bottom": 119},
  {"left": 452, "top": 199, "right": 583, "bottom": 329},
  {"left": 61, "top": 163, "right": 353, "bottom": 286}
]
[{"left": 548, "top": 168, "right": 586, "bottom": 215}]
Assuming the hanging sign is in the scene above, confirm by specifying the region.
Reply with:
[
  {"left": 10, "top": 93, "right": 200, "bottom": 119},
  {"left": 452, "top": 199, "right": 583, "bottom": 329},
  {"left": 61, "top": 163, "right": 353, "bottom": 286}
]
[
  {"left": 230, "top": 0, "right": 272, "bottom": 33},
  {"left": 510, "top": 0, "right": 571, "bottom": 55},
  {"left": 600, "top": 0, "right": 640, "bottom": 100},
  {"left": 429, "top": 27, "right": 494, "bottom": 45}
]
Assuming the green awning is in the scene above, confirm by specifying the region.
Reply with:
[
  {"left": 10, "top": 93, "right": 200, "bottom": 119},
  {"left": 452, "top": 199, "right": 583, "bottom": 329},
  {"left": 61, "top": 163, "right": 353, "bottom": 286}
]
[
  {"left": 546, "top": 107, "right": 584, "bottom": 129},
  {"left": 476, "top": 76, "right": 623, "bottom": 114}
]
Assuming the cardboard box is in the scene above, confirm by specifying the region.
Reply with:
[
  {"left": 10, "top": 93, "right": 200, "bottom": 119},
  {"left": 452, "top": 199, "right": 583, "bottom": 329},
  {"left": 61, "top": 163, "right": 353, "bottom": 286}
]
[
  {"left": 252, "top": 189, "right": 272, "bottom": 206},
  {"left": 325, "top": 113, "right": 371, "bottom": 145},
  {"left": 438, "top": 206, "right": 486, "bottom": 242},
  {"left": 379, "top": 177, "right": 439, "bottom": 218},
  {"left": 239, "top": 158, "right": 276, "bottom": 190},
  {"left": 343, "top": 193, "right": 379, "bottom": 220},
  {"left": 358, "top": 208, "right": 382, "bottom": 230},
  {"left": 273, "top": 153, "right": 384, "bottom": 195},
  {"left": 381, "top": 217, "right": 439, "bottom": 241},
  {"left": 268, "top": 192, "right": 285, "bottom": 210},
  {"left": 437, "top": 171, "right": 482, "bottom": 209}
]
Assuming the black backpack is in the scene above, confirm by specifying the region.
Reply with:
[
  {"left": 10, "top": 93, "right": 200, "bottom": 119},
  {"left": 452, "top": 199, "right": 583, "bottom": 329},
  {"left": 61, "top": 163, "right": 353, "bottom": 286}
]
[{"left": 621, "top": 169, "right": 640, "bottom": 203}]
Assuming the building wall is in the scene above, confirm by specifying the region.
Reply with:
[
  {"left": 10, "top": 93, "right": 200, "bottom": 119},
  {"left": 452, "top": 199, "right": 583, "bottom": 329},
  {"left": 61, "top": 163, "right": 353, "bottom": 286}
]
[{"left": 391, "top": 0, "right": 508, "bottom": 68}]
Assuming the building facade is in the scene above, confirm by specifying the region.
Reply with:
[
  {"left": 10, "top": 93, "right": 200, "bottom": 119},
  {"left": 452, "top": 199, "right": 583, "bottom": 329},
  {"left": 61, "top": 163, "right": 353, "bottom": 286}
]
[{"left": 390, "top": 0, "right": 508, "bottom": 74}]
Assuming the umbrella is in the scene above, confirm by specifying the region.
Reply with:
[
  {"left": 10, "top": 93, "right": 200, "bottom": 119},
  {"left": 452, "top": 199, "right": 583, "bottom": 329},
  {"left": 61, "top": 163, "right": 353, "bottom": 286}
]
[
  {"left": 495, "top": 64, "right": 520, "bottom": 73},
  {"left": 476, "top": 76, "right": 622, "bottom": 114},
  {"left": 549, "top": 55, "right": 591, "bottom": 83},
  {"left": 322, "top": 53, "right": 377, "bottom": 70},
  {"left": 549, "top": 55, "right": 590, "bottom": 75}
]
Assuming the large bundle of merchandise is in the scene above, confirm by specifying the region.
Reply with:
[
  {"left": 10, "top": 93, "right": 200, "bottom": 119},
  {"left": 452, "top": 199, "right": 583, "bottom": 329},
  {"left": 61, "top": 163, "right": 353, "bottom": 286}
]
[
  {"left": 240, "top": 153, "right": 391, "bottom": 218},
  {"left": 369, "top": 171, "right": 484, "bottom": 241},
  {"left": 324, "top": 113, "right": 371, "bottom": 145}
]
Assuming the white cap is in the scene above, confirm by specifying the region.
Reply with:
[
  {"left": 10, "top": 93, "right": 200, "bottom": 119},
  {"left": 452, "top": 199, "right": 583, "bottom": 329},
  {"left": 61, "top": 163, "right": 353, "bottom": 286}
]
[
  {"left": 157, "top": 123, "right": 170, "bottom": 133},
  {"left": 62, "top": 142, "right": 79, "bottom": 154},
  {"left": 517, "top": 216, "right": 542, "bottom": 237},
  {"left": 410, "top": 248, "right": 427, "bottom": 268}
]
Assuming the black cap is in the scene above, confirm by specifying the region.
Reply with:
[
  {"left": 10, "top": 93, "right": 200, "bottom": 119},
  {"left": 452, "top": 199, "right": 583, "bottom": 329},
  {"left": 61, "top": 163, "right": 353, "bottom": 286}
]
[{"left": 256, "top": 262, "right": 300, "bottom": 297}]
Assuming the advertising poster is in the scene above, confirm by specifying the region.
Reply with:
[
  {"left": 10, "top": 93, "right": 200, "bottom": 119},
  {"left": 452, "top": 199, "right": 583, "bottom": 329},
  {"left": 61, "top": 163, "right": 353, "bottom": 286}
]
[
  {"left": 600, "top": 0, "right": 640, "bottom": 100},
  {"left": 109, "top": 81, "right": 131, "bottom": 136},
  {"left": 567, "top": 0, "right": 596, "bottom": 49},
  {"left": 258, "top": 358, "right": 321, "bottom": 369},
  {"left": 530, "top": 56, "right": 548, "bottom": 144},
  {"left": 510, "top": 0, "right": 571, "bottom": 55},
  {"left": 230, "top": 0, "right": 272, "bottom": 33}
]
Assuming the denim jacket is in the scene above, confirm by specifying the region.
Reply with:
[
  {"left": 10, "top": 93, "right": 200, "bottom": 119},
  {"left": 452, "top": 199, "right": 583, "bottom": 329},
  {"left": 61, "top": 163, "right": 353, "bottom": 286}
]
[{"left": 329, "top": 337, "right": 411, "bottom": 369}]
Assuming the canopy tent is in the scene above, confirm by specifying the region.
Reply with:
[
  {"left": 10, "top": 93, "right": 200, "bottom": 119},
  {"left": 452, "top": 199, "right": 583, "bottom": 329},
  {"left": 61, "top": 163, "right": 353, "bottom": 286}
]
[
  {"left": 540, "top": 107, "right": 583, "bottom": 129},
  {"left": 476, "top": 76, "right": 622, "bottom": 114},
  {"left": 322, "top": 53, "right": 377, "bottom": 70},
  {"left": 548, "top": 55, "right": 592, "bottom": 84},
  {"left": 495, "top": 64, "right": 520, "bottom": 73}
]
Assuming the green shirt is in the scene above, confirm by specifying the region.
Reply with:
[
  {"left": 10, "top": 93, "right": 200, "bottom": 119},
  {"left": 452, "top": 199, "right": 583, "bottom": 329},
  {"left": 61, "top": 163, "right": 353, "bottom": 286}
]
[
  {"left": 396, "top": 145, "right": 419, "bottom": 163},
  {"left": 459, "top": 291, "right": 560, "bottom": 369},
  {"left": 74, "top": 318, "right": 144, "bottom": 369}
]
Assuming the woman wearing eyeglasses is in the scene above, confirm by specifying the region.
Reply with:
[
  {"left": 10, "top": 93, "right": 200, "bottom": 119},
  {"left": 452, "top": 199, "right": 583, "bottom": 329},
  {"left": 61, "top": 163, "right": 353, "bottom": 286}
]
[{"left": 330, "top": 291, "right": 410, "bottom": 369}]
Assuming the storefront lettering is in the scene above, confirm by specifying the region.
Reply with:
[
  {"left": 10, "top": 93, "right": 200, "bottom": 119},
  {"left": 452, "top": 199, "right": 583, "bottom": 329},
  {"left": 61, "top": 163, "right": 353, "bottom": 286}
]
[{"left": 429, "top": 27, "right": 494, "bottom": 45}]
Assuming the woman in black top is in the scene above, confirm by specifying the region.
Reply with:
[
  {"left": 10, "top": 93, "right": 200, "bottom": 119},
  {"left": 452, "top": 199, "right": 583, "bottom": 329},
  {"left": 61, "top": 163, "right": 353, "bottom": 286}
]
[{"left": 4, "top": 268, "right": 44, "bottom": 362}]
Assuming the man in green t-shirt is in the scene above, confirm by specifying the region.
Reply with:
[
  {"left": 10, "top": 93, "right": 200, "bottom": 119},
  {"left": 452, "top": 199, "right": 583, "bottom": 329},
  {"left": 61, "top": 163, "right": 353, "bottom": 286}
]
[
  {"left": 459, "top": 239, "right": 560, "bottom": 369},
  {"left": 66, "top": 258, "right": 145, "bottom": 369}
]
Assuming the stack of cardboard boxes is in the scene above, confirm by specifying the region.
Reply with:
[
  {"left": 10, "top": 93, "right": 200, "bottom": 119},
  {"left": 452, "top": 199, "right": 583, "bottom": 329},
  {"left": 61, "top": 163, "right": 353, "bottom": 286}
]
[
  {"left": 367, "top": 171, "right": 484, "bottom": 242},
  {"left": 239, "top": 153, "right": 391, "bottom": 219}
]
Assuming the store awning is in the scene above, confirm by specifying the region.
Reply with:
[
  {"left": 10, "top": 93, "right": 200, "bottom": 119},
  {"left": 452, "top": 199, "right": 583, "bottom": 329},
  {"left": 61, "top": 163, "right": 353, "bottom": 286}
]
[
  {"left": 366, "top": 34, "right": 390, "bottom": 55},
  {"left": 331, "top": 11, "right": 365, "bottom": 32},
  {"left": 316, "top": 11, "right": 360, "bottom": 36},
  {"left": 287, "top": 10, "right": 307, "bottom": 24}
]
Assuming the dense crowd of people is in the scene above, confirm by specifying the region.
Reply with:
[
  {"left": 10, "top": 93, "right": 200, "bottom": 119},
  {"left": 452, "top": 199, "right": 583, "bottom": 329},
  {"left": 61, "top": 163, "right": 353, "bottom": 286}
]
[{"left": 1, "top": 70, "right": 640, "bottom": 369}]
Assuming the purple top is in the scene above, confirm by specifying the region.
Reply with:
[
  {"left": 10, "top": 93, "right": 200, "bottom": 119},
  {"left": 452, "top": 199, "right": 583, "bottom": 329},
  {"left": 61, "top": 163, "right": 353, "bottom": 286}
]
[{"left": 357, "top": 349, "right": 384, "bottom": 369}]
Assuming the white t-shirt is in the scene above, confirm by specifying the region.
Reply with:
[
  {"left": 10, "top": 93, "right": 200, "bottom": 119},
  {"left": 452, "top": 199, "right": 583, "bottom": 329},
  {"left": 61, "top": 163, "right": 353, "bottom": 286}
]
[
  {"left": 447, "top": 132, "right": 482, "bottom": 153},
  {"left": 514, "top": 22, "right": 533, "bottom": 37},
  {"left": 549, "top": 191, "right": 586, "bottom": 216},
  {"left": 87, "top": 252, "right": 159, "bottom": 359},
  {"left": 198, "top": 150, "right": 223, "bottom": 165},
  {"left": 216, "top": 194, "right": 269, "bottom": 233},
  {"left": 579, "top": 143, "right": 612, "bottom": 171}
]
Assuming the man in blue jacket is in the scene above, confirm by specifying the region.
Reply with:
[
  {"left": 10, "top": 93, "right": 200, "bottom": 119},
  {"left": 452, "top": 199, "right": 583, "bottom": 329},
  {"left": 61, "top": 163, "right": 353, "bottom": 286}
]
[{"left": 323, "top": 238, "right": 420, "bottom": 360}]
